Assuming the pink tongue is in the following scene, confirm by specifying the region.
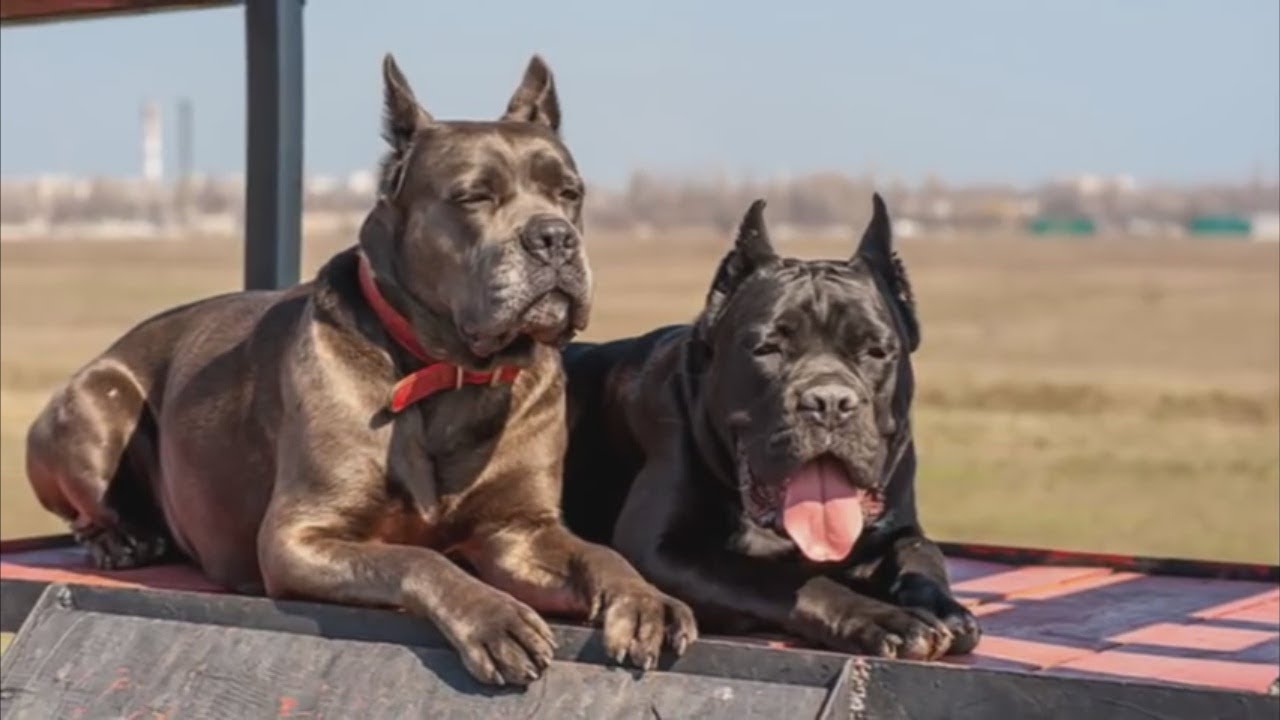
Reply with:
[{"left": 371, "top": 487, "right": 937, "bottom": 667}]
[{"left": 782, "top": 458, "right": 866, "bottom": 562}]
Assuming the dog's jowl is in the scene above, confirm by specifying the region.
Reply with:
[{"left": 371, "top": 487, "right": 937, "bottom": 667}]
[
  {"left": 26, "top": 53, "right": 694, "bottom": 686},
  {"left": 561, "top": 196, "right": 980, "bottom": 660}
]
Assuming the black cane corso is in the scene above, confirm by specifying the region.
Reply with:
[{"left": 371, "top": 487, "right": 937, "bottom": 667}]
[
  {"left": 561, "top": 197, "right": 980, "bottom": 660},
  {"left": 26, "top": 53, "right": 695, "bottom": 686}
]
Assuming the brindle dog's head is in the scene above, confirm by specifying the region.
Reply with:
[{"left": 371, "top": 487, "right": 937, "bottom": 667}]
[
  {"left": 690, "top": 197, "right": 920, "bottom": 561},
  {"left": 358, "top": 54, "right": 591, "bottom": 366}
]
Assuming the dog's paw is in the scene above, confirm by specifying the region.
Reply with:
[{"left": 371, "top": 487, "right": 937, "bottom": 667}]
[
  {"left": 928, "top": 595, "right": 981, "bottom": 655},
  {"left": 594, "top": 582, "right": 698, "bottom": 670},
  {"left": 446, "top": 589, "right": 558, "bottom": 686},
  {"left": 894, "top": 574, "right": 982, "bottom": 656},
  {"left": 827, "top": 604, "right": 955, "bottom": 661},
  {"left": 74, "top": 523, "right": 169, "bottom": 570},
  {"left": 793, "top": 578, "right": 952, "bottom": 660}
]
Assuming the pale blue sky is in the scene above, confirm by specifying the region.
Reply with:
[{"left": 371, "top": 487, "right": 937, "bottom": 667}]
[{"left": 1, "top": 0, "right": 1277, "bottom": 187}]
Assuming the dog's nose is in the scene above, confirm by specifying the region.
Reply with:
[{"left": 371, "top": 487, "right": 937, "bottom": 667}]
[
  {"left": 798, "top": 385, "right": 859, "bottom": 428},
  {"left": 520, "top": 215, "right": 578, "bottom": 264}
]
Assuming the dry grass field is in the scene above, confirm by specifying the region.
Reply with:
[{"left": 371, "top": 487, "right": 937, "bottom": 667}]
[{"left": 1, "top": 230, "right": 1277, "bottom": 563}]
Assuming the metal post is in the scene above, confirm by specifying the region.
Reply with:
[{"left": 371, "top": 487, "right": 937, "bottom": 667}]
[{"left": 243, "top": 0, "right": 304, "bottom": 290}]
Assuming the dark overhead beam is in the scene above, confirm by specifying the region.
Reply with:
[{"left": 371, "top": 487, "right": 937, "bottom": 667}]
[{"left": 0, "top": 0, "right": 237, "bottom": 26}]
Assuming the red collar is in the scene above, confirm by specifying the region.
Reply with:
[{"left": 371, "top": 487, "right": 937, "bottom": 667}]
[{"left": 356, "top": 252, "right": 519, "bottom": 412}]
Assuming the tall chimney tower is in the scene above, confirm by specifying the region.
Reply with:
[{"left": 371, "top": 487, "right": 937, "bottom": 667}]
[{"left": 141, "top": 100, "right": 163, "bottom": 183}]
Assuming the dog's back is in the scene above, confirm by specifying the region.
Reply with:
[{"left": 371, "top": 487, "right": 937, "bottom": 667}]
[{"left": 560, "top": 324, "right": 687, "bottom": 544}]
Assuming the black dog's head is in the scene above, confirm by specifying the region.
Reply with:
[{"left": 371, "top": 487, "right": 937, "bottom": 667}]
[
  {"left": 358, "top": 54, "right": 591, "bottom": 366},
  {"left": 691, "top": 196, "right": 919, "bottom": 562}
]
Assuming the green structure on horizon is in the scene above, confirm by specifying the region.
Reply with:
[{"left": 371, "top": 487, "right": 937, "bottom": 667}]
[
  {"left": 1186, "top": 214, "right": 1252, "bottom": 236},
  {"left": 1027, "top": 216, "right": 1097, "bottom": 236}
]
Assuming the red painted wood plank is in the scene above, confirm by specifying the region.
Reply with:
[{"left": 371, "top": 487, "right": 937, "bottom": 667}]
[
  {"left": 1218, "top": 597, "right": 1280, "bottom": 626},
  {"left": 939, "top": 652, "right": 1038, "bottom": 673},
  {"left": 943, "top": 557, "right": 1011, "bottom": 585},
  {"left": 1, "top": 548, "right": 221, "bottom": 594},
  {"left": 977, "top": 575, "right": 1280, "bottom": 647},
  {"left": 5, "top": 537, "right": 1277, "bottom": 694},
  {"left": 1058, "top": 650, "right": 1279, "bottom": 693},
  {"left": 965, "top": 634, "right": 1096, "bottom": 669},
  {"left": 952, "top": 566, "right": 1111, "bottom": 598},
  {"left": 1192, "top": 589, "right": 1280, "bottom": 626},
  {"left": 1110, "top": 622, "right": 1279, "bottom": 653},
  {"left": 969, "top": 601, "right": 1016, "bottom": 617},
  {"left": 2, "top": 545, "right": 94, "bottom": 568},
  {"left": 1006, "top": 571, "right": 1140, "bottom": 600}
]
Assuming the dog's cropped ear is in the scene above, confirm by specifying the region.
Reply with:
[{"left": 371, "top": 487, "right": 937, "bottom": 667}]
[
  {"left": 380, "top": 54, "right": 433, "bottom": 197},
  {"left": 500, "top": 55, "right": 561, "bottom": 132},
  {"left": 382, "top": 53, "right": 433, "bottom": 151},
  {"left": 855, "top": 193, "right": 920, "bottom": 352},
  {"left": 700, "top": 199, "right": 777, "bottom": 330}
]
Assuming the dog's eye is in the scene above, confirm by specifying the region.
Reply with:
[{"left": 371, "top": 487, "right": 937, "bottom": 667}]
[
  {"left": 863, "top": 346, "right": 889, "bottom": 360},
  {"left": 559, "top": 187, "right": 582, "bottom": 204},
  {"left": 451, "top": 192, "right": 495, "bottom": 208},
  {"left": 752, "top": 342, "right": 783, "bottom": 357}
]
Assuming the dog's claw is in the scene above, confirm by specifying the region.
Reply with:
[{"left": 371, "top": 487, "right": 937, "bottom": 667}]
[
  {"left": 75, "top": 523, "right": 169, "bottom": 571},
  {"left": 886, "top": 639, "right": 902, "bottom": 658}
]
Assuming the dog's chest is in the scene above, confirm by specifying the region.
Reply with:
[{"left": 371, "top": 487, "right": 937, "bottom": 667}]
[
  {"left": 375, "top": 430, "right": 444, "bottom": 546},
  {"left": 370, "top": 495, "right": 440, "bottom": 548},
  {"left": 367, "top": 389, "right": 510, "bottom": 548}
]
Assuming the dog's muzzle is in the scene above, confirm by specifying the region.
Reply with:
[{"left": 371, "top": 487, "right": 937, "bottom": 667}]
[{"left": 520, "top": 215, "right": 579, "bottom": 266}]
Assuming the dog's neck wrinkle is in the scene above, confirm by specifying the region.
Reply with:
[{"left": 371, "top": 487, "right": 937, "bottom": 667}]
[
  {"left": 312, "top": 255, "right": 415, "bottom": 378},
  {"left": 376, "top": 278, "right": 454, "bottom": 361},
  {"left": 365, "top": 256, "right": 517, "bottom": 372}
]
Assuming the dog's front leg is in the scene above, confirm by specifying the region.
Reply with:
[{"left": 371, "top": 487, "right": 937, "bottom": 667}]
[
  {"left": 462, "top": 517, "right": 697, "bottom": 670},
  {"left": 615, "top": 436, "right": 952, "bottom": 660},
  {"left": 628, "top": 534, "right": 953, "bottom": 660},
  {"left": 258, "top": 502, "right": 556, "bottom": 687},
  {"left": 880, "top": 531, "right": 982, "bottom": 655}
]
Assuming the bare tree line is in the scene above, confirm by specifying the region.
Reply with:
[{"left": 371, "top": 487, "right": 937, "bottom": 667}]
[{"left": 2, "top": 170, "right": 1276, "bottom": 235}]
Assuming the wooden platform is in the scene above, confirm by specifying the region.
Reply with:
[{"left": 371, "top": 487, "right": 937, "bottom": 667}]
[{"left": 3, "top": 537, "right": 1277, "bottom": 696}]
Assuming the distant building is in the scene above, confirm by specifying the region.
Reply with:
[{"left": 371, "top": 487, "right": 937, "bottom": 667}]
[{"left": 1250, "top": 212, "right": 1280, "bottom": 242}]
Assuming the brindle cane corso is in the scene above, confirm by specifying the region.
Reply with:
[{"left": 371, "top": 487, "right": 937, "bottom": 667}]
[
  {"left": 561, "top": 197, "right": 980, "bottom": 660},
  {"left": 26, "top": 54, "right": 695, "bottom": 686}
]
